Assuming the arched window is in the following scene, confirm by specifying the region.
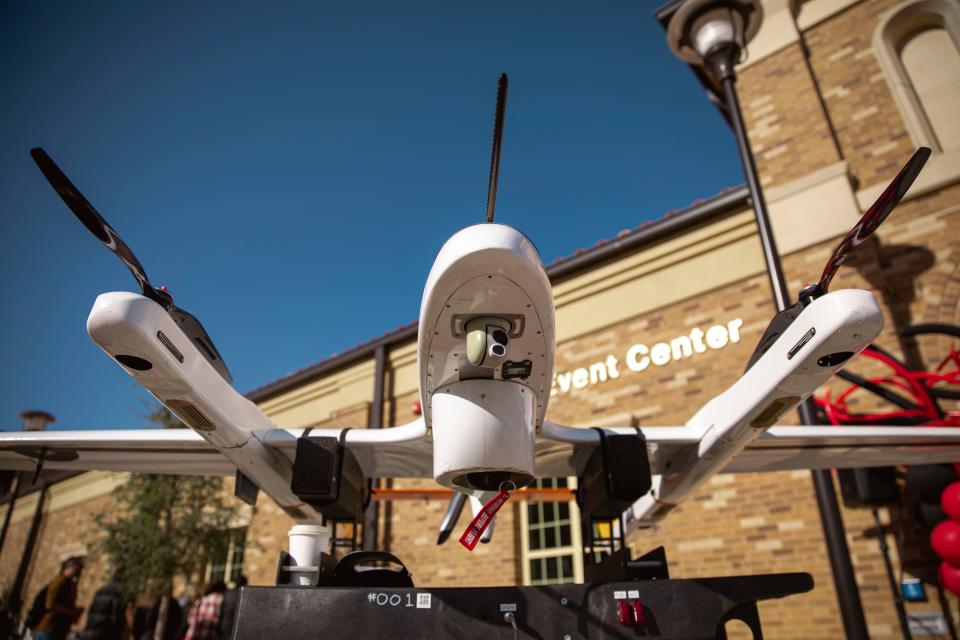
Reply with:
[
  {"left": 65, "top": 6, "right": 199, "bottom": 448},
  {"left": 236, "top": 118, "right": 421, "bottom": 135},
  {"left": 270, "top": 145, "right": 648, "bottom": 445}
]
[{"left": 875, "top": 0, "right": 960, "bottom": 153}]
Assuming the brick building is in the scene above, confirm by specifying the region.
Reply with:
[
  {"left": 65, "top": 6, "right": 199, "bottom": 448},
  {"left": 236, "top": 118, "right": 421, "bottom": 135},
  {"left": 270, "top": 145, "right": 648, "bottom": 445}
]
[{"left": 2, "top": 0, "right": 959, "bottom": 637}]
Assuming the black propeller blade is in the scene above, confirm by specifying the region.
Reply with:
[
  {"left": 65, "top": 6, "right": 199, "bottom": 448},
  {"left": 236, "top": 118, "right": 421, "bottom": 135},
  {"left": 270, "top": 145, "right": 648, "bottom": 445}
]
[
  {"left": 745, "top": 147, "right": 931, "bottom": 371},
  {"left": 813, "top": 146, "right": 931, "bottom": 296},
  {"left": 30, "top": 147, "right": 233, "bottom": 383},
  {"left": 30, "top": 148, "right": 172, "bottom": 309}
]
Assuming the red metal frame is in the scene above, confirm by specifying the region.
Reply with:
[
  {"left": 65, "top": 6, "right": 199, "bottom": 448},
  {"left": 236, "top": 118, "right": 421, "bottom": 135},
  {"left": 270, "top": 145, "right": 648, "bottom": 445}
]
[{"left": 816, "top": 326, "right": 960, "bottom": 427}]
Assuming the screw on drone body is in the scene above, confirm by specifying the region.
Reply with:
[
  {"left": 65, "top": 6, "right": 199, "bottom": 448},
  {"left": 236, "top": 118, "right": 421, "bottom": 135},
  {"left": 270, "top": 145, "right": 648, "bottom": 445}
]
[{"left": 503, "top": 611, "right": 519, "bottom": 640}]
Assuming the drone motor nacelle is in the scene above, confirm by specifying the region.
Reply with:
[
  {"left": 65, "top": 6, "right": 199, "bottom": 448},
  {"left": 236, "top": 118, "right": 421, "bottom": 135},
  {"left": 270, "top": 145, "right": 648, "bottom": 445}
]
[
  {"left": 418, "top": 224, "right": 556, "bottom": 492},
  {"left": 84, "top": 291, "right": 318, "bottom": 518}
]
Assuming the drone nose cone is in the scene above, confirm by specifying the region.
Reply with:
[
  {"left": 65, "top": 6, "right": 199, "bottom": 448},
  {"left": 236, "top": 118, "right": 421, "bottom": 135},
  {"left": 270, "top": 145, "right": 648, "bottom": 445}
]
[
  {"left": 422, "top": 224, "right": 546, "bottom": 301},
  {"left": 417, "top": 221, "right": 557, "bottom": 444},
  {"left": 446, "top": 223, "right": 542, "bottom": 263}
]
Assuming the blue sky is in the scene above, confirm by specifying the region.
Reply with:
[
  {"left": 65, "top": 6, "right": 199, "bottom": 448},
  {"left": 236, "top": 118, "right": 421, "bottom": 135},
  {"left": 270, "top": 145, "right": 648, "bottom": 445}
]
[{"left": 0, "top": 1, "right": 743, "bottom": 430}]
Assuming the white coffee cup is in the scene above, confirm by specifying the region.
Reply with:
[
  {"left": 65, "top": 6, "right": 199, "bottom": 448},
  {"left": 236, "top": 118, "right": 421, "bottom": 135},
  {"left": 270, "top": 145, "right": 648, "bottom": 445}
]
[{"left": 287, "top": 524, "right": 331, "bottom": 586}]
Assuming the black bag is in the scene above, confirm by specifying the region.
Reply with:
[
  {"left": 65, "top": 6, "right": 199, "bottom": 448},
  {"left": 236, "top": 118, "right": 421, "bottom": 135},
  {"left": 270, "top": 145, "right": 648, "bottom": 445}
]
[{"left": 24, "top": 584, "right": 48, "bottom": 629}]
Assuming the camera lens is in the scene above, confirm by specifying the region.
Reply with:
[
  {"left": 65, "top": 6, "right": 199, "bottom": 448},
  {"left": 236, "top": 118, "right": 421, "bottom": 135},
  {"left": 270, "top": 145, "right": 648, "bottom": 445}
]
[
  {"left": 491, "top": 329, "right": 509, "bottom": 344},
  {"left": 491, "top": 344, "right": 506, "bottom": 356}
]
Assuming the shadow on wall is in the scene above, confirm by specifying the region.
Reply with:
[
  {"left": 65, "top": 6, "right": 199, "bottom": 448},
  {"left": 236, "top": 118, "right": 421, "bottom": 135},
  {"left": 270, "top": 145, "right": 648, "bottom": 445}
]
[
  {"left": 847, "top": 238, "right": 947, "bottom": 585},
  {"left": 849, "top": 236, "right": 935, "bottom": 371}
]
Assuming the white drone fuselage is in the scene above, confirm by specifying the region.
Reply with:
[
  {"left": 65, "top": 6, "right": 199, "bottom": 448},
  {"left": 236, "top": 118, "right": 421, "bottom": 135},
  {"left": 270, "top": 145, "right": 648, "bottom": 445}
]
[
  {"left": 75, "top": 219, "right": 903, "bottom": 532},
  {"left": 418, "top": 223, "right": 555, "bottom": 494},
  {"left": 7, "top": 140, "right": 953, "bottom": 577},
  {"left": 82, "top": 222, "right": 561, "bottom": 517}
]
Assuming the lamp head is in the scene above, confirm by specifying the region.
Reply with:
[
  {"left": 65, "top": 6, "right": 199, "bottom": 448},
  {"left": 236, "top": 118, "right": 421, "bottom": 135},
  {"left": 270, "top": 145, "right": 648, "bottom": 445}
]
[
  {"left": 19, "top": 410, "right": 56, "bottom": 432},
  {"left": 666, "top": 0, "right": 763, "bottom": 66}
]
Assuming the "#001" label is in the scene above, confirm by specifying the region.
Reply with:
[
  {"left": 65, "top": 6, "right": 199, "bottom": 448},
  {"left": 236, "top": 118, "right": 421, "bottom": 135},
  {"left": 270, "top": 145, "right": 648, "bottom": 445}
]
[{"left": 366, "top": 592, "right": 432, "bottom": 609}]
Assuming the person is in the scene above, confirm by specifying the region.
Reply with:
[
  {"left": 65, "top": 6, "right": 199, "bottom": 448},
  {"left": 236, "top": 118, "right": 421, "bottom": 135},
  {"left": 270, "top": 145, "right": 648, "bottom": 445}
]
[
  {"left": 217, "top": 576, "right": 246, "bottom": 639},
  {"left": 175, "top": 586, "right": 197, "bottom": 639},
  {"left": 22, "top": 585, "right": 50, "bottom": 636},
  {"left": 0, "top": 591, "right": 16, "bottom": 640},
  {"left": 182, "top": 582, "right": 225, "bottom": 640},
  {"left": 130, "top": 604, "right": 151, "bottom": 640},
  {"left": 33, "top": 557, "right": 84, "bottom": 640},
  {"left": 137, "top": 596, "right": 182, "bottom": 640},
  {"left": 79, "top": 573, "right": 127, "bottom": 640}
]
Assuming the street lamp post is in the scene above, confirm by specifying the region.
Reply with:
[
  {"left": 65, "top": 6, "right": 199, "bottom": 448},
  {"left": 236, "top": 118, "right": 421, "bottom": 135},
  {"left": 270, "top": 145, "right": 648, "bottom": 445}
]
[
  {"left": 0, "top": 411, "right": 57, "bottom": 554},
  {"left": 19, "top": 410, "right": 56, "bottom": 432},
  {"left": 0, "top": 473, "right": 21, "bottom": 558},
  {"left": 664, "top": 2, "right": 870, "bottom": 639},
  {"left": 2, "top": 410, "right": 56, "bottom": 624}
]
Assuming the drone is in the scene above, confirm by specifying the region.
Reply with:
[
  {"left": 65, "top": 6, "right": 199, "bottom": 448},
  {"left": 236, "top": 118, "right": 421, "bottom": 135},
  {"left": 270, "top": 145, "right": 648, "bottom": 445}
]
[{"left": 2, "top": 74, "right": 959, "bottom": 576}]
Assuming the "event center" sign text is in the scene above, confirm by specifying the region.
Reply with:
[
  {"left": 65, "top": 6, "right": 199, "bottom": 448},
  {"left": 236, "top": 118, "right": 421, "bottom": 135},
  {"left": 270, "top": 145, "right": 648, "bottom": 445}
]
[{"left": 551, "top": 318, "right": 744, "bottom": 396}]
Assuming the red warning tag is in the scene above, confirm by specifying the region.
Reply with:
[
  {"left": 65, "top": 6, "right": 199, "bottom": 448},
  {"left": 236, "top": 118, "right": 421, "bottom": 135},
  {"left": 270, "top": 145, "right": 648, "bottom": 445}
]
[{"left": 458, "top": 489, "right": 512, "bottom": 551}]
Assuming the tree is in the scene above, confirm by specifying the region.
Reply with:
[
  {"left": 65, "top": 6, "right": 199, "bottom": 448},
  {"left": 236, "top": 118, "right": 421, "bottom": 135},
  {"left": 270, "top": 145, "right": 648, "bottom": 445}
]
[{"left": 94, "top": 407, "right": 239, "bottom": 621}]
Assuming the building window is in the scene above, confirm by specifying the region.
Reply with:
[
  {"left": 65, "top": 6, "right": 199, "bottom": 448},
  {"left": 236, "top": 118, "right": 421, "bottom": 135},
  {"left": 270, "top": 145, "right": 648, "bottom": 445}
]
[
  {"left": 520, "top": 478, "right": 583, "bottom": 585},
  {"left": 206, "top": 528, "right": 246, "bottom": 585},
  {"left": 874, "top": 0, "right": 960, "bottom": 153},
  {"left": 901, "top": 27, "right": 960, "bottom": 150}
]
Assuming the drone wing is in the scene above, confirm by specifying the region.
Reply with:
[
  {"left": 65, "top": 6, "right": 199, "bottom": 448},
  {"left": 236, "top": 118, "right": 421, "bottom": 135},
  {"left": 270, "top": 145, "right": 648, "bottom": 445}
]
[
  {"left": 0, "top": 419, "right": 432, "bottom": 479},
  {"left": 6, "top": 419, "right": 956, "bottom": 480},
  {"left": 0, "top": 429, "right": 232, "bottom": 476},
  {"left": 731, "top": 425, "right": 960, "bottom": 472},
  {"left": 534, "top": 422, "right": 960, "bottom": 476},
  {"left": 3, "top": 412, "right": 958, "bottom": 544}
]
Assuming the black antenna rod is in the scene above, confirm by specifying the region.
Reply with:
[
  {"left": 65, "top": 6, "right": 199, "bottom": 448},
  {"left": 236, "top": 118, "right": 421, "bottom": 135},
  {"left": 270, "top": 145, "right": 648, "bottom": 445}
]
[{"left": 485, "top": 73, "right": 508, "bottom": 223}]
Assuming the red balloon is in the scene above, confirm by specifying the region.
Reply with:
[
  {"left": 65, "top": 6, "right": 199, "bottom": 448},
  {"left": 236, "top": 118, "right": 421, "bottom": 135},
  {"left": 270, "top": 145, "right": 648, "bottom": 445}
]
[
  {"left": 941, "top": 562, "right": 960, "bottom": 597},
  {"left": 932, "top": 521, "right": 960, "bottom": 564},
  {"left": 943, "top": 482, "right": 960, "bottom": 521}
]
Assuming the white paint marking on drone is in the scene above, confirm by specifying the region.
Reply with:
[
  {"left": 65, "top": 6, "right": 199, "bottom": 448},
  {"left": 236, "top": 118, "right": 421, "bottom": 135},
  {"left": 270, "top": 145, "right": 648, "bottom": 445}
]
[{"left": 551, "top": 318, "right": 743, "bottom": 396}]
